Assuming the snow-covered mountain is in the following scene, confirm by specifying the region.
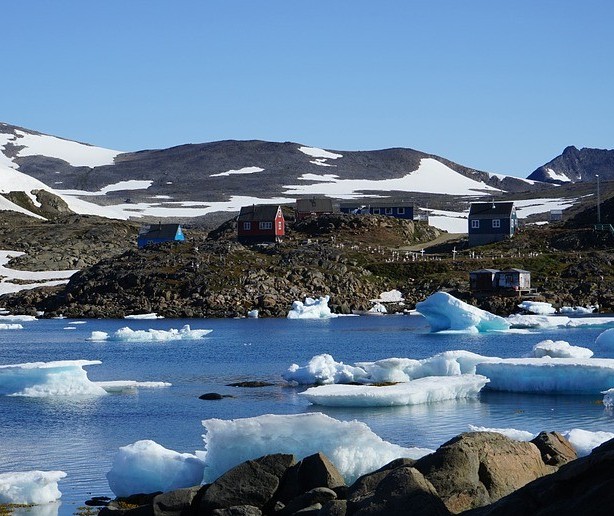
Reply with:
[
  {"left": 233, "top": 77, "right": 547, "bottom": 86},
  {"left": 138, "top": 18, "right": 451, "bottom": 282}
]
[
  {"left": 528, "top": 146, "right": 614, "bottom": 184},
  {"left": 0, "top": 122, "right": 551, "bottom": 224}
]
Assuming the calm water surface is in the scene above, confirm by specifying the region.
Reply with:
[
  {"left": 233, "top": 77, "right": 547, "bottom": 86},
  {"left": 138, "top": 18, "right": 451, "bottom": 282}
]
[{"left": 1, "top": 316, "right": 613, "bottom": 515}]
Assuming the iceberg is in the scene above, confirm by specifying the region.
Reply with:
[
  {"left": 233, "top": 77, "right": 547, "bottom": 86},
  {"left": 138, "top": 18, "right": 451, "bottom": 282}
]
[
  {"left": 0, "top": 323, "right": 23, "bottom": 330},
  {"left": 476, "top": 358, "right": 614, "bottom": 393},
  {"left": 368, "top": 302, "right": 387, "bottom": 314},
  {"left": 200, "top": 412, "right": 432, "bottom": 484},
  {"left": 299, "top": 375, "right": 489, "bottom": 407},
  {"left": 517, "top": 300, "right": 556, "bottom": 315},
  {"left": 87, "top": 324, "right": 212, "bottom": 342},
  {"left": 415, "top": 291, "right": 510, "bottom": 332},
  {"left": 595, "top": 328, "right": 614, "bottom": 350},
  {"left": 507, "top": 314, "right": 614, "bottom": 329},
  {"left": 529, "top": 340, "right": 593, "bottom": 359},
  {"left": 603, "top": 388, "right": 614, "bottom": 408},
  {"left": 107, "top": 440, "right": 205, "bottom": 497},
  {"left": 0, "top": 470, "right": 66, "bottom": 504},
  {"left": 373, "top": 289, "right": 404, "bottom": 302},
  {"left": 124, "top": 313, "right": 164, "bottom": 319},
  {"left": 0, "top": 360, "right": 107, "bottom": 397},
  {"left": 287, "top": 295, "right": 337, "bottom": 319},
  {"left": 283, "top": 354, "right": 368, "bottom": 385},
  {"left": 559, "top": 305, "right": 597, "bottom": 315},
  {"left": 247, "top": 309, "right": 259, "bottom": 318}
]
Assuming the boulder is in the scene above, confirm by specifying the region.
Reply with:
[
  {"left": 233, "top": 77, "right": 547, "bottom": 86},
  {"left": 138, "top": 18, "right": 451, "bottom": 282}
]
[
  {"left": 414, "top": 432, "right": 554, "bottom": 513},
  {"left": 319, "top": 500, "right": 348, "bottom": 516},
  {"left": 347, "top": 458, "right": 416, "bottom": 503},
  {"left": 297, "top": 452, "right": 346, "bottom": 492},
  {"left": 153, "top": 486, "right": 200, "bottom": 515},
  {"left": 352, "top": 466, "right": 450, "bottom": 516},
  {"left": 530, "top": 431, "right": 577, "bottom": 467},
  {"left": 199, "top": 454, "right": 295, "bottom": 512},
  {"left": 466, "top": 437, "right": 614, "bottom": 515},
  {"left": 210, "top": 506, "right": 262, "bottom": 516},
  {"left": 277, "top": 487, "right": 337, "bottom": 515}
]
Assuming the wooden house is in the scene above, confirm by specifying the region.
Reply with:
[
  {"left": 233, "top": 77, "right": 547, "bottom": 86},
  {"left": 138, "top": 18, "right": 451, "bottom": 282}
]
[
  {"left": 495, "top": 268, "right": 531, "bottom": 292},
  {"left": 468, "top": 202, "right": 517, "bottom": 247},
  {"left": 137, "top": 223, "right": 185, "bottom": 249},
  {"left": 339, "top": 200, "right": 414, "bottom": 220},
  {"left": 469, "top": 269, "right": 500, "bottom": 292},
  {"left": 295, "top": 197, "right": 335, "bottom": 221},
  {"left": 237, "top": 205, "right": 285, "bottom": 243}
]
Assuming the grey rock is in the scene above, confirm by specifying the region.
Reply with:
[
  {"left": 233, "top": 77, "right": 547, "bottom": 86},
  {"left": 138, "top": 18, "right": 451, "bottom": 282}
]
[
  {"left": 278, "top": 487, "right": 337, "bottom": 515},
  {"left": 318, "top": 499, "right": 347, "bottom": 516},
  {"left": 153, "top": 486, "right": 200, "bottom": 515},
  {"left": 530, "top": 431, "right": 577, "bottom": 467},
  {"left": 210, "top": 506, "right": 263, "bottom": 516}
]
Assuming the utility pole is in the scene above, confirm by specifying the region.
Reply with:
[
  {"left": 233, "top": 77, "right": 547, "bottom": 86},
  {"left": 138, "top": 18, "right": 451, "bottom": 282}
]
[{"left": 596, "top": 174, "right": 601, "bottom": 224}]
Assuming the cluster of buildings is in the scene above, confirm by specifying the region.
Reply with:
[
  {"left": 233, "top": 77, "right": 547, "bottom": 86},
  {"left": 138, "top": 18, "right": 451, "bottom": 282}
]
[{"left": 138, "top": 198, "right": 520, "bottom": 248}]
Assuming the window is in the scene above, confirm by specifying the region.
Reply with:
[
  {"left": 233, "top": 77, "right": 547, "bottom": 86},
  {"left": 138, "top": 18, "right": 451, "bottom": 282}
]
[
  {"left": 243, "top": 222, "right": 251, "bottom": 231},
  {"left": 471, "top": 219, "right": 480, "bottom": 229},
  {"left": 492, "top": 219, "right": 501, "bottom": 228},
  {"left": 385, "top": 208, "right": 393, "bottom": 215},
  {"left": 372, "top": 208, "right": 380, "bottom": 214},
  {"left": 398, "top": 207, "right": 405, "bottom": 215},
  {"left": 259, "top": 221, "right": 273, "bottom": 230}
]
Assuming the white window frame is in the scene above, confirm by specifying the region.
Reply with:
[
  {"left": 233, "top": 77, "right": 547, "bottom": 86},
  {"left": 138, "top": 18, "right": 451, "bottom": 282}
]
[
  {"left": 471, "top": 219, "right": 480, "bottom": 229},
  {"left": 385, "top": 207, "right": 393, "bottom": 215},
  {"left": 259, "top": 221, "right": 273, "bottom": 230},
  {"left": 243, "top": 221, "right": 251, "bottom": 231},
  {"left": 372, "top": 208, "right": 380, "bottom": 214},
  {"left": 492, "top": 219, "right": 501, "bottom": 228},
  {"left": 397, "top": 207, "right": 405, "bottom": 215}
]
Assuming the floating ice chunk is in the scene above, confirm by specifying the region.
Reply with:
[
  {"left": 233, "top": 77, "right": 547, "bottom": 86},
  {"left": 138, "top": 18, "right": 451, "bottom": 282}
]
[
  {"left": 200, "top": 412, "right": 432, "bottom": 484},
  {"left": 508, "top": 314, "right": 614, "bottom": 329},
  {"left": 517, "top": 301, "right": 556, "bottom": 315},
  {"left": 287, "top": 295, "right": 337, "bottom": 319},
  {"left": 124, "top": 313, "right": 164, "bottom": 319},
  {"left": 563, "top": 429, "right": 614, "bottom": 457},
  {"left": 559, "top": 305, "right": 597, "bottom": 315},
  {"left": 415, "top": 291, "right": 510, "bottom": 332},
  {"left": 476, "top": 358, "right": 614, "bottom": 393},
  {"left": 530, "top": 340, "right": 593, "bottom": 359},
  {"left": 0, "top": 360, "right": 107, "bottom": 397},
  {"left": 0, "top": 323, "right": 23, "bottom": 329},
  {"left": 373, "top": 289, "right": 404, "bottom": 302},
  {"left": 0, "top": 314, "right": 37, "bottom": 322},
  {"left": 602, "top": 388, "right": 614, "bottom": 408},
  {"left": 467, "top": 425, "right": 535, "bottom": 441},
  {"left": 106, "top": 440, "right": 205, "bottom": 497},
  {"left": 0, "top": 470, "right": 66, "bottom": 504},
  {"left": 368, "top": 302, "right": 387, "bottom": 314},
  {"left": 283, "top": 354, "right": 368, "bottom": 385},
  {"left": 87, "top": 325, "right": 212, "bottom": 342},
  {"left": 299, "top": 375, "right": 489, "bottom": 407},
  {"left": 595, "top": 328, "right": 614, "bottom": 350},
  {"left": 95, "top": 381, "right": 172, "bottom": 393},
  {"left": 247, "top": 309, "right": 259, "bottom": 318}
]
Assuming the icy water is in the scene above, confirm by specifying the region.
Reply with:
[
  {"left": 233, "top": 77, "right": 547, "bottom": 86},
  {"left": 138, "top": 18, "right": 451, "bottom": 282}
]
[{"left": 1, "top": 316, "right": 614, "bottom": 515}]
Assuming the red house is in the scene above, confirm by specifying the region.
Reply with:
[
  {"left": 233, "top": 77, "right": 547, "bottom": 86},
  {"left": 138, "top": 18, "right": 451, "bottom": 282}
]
[{"left": 237, "top": 205, "right": 285, "bottom": 243}]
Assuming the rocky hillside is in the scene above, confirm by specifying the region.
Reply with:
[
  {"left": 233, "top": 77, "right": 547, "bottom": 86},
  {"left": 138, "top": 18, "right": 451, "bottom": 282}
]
[{"left": 528, "top": 145, "right": 614, "bottom": 183}]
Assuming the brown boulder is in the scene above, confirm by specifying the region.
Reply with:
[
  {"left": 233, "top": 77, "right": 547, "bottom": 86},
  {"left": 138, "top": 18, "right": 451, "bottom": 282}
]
[{"left": 530, "top": 431, "right": 577, "bottom": 467}]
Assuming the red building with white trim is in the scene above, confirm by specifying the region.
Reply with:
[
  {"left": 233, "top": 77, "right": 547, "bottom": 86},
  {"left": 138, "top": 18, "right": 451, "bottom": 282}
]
[{"left": 237, "top": 205, "right": 285, "bottom": 243}]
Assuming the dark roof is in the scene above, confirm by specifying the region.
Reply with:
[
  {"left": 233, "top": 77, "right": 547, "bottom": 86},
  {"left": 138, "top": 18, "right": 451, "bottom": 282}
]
[
  {"left": 469, "top": 202, "right": 515, "bottom": 217},
  {"left": 139, "top": 224, "right": 181, "bottom": 239},
  {"left": 470, "top": 269, "right": 500, "bottom": 274},
  {"left": 238, "top": 205, "right": 282, "bottom": 222},
  {"left": 498, "top": 268, "right": 530, "bottom": 274},
  {"left": 296, "top": 197, "right": 334, "bottom": 212},
  {"left": 339, "top": 199, "right": 413, "bottom": 209}
]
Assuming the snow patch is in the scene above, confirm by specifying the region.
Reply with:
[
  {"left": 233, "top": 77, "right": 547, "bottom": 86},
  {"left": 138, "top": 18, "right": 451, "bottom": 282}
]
[
  {"left": 545, "top": 168, "right": 572, "bottom": 182},
  {"left": 298, "top": 146, "right": 343, "bottom": 160},
  {"left": 210, "top": 166, "right": 264, "bottom": 178}
]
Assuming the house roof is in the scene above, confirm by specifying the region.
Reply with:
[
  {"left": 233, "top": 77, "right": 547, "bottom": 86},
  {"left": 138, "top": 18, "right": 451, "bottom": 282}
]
[
  {"left": 139, "top": 224, "right": 181, "bottom": 239},
  {"left": 469, "top": 202, "right": 515, "bottom": 217},
  {"left": 238, "top": 205, "right": 282, "bottom": 222},
  {"left": 339, "top": 199, "right": 413, "bottom": 209},
  {"left": 470, "top": 269, "right": 500, "bottom": 275},
  {"left": 498, "top": 268, "right": 530, "bottom": 274},
  {"left": 296, "top": 197, "right": 334, "bottom": 213}
]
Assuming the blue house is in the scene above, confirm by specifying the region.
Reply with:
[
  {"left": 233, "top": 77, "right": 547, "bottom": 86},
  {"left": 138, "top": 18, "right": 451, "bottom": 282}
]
[
  {"left": 468, "top": 202, "right": 517, "bottom": 247},
  {"left": 137, "top": 223, "right": 185, "bottom": 248},
  {"left": 339, "top": 200, "right": 414, "bottom": 220}
]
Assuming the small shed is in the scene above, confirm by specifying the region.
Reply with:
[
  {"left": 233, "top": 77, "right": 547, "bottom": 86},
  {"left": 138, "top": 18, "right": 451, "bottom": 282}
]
[
  {"left": 469, "top": 269, "right": 500, "bottom": 291},
  {"left": 237, "top": 205, "right": 285, "bottom": 243},
  {"left": 296, "top": 197, "right": 334, "bottom": 221},
  {"left": 137, "top": 223, "right": 185, "bottom": 249},
  {"left": 495, "top": 268, "right": 531, "bottom": 291}
]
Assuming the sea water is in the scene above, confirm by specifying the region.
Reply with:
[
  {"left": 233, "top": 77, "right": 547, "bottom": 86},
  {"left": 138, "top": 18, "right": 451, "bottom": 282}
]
[{"left": 0, "top": 316, "right": 613, "bottom": 515}]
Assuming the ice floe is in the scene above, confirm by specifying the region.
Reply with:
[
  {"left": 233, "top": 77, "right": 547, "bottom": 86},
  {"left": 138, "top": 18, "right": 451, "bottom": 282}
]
[
  {"left": 287, "top": 295, "right": 337, "bottom": 319},
  {"left": 106, "top": 440, "right": 204, "bottom": 497},
  {"left": 200, "top": 412, "right": 432, "bottom": 484},
  {"left": 0, "top": 470, "right": 66, "bottom": 505},
  {"left": 559, "top": 305, "right": 597, "bottom": 315},
  {"left": 0, "top": 323, "right": 23, "bottom": 330},
  {"left": 247, "top": 309, "right": 259, "bottom": 318},
  {"left": 507, "top": 314, "right": 614, "bottom": 329},
  {"left": 94, "top": 381, "right": 172, "bottom": 393},
  {"left": 529, "top": 340, "right": 593, "bottom": 359},
  {"left": 87, "top": 324, "right": 212, "bottom": 341},
  {"left": 124, "top": 313, "right": 164, "bottom": 320},
  {"left": 517, "top": 301, "right": 556, "bottom": 315},
  {"left": 415, "top": 291, "right": 510, "bottom": 332},
  {"left": 299, "top": 375, "right": 489, "bottom": 407}
]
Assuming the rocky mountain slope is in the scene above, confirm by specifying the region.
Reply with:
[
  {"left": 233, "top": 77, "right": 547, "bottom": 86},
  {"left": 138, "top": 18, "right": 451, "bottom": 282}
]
[{"left": 528, "top": 145, "right": 614, "bottom": 184}]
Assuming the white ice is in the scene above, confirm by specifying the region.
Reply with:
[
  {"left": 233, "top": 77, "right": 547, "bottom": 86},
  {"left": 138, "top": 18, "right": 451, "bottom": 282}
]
[
  {"left": 284, "top": 354, "right": 369, "bottom": 385},
  {"left": 518, "top": 301, "right": 556, "bottom": 315},
  {"left": 124, "top": 313, "right": 164, "bottom": 319},
  {"left": 0, "top": 323, "right": 23, "bottom": 330},
  {"left": 87, "top": 325, "right": 212, "bottom": 341},
  {"left": 298, "top": 146, "right": 343, "bottom": 160},
  {"left": 559, "top": 305, "right": 597, "bottom": 315},
  {"left": 210, "top": 166, "right": 264, "bottom": 177},
  {"left": 200, "top": 412, "right": 432, "bottom": 484},
  {"left": 247, "top": 309, "right": 259, "bottom": 318},
  {"left": 106, "top": 440, "right": 205, "bottom": 497},
  {"left": 0, "top": 360, "right": 107, "bottom": 397},
  {"left": 602, "top": 388, "right": 614, "bottom": 408},
  {"left": 368, "top": 302, "right": 387, "bottom": 314},
  {"left": 545, "top": 168, "right": 572, "bottom": 182},
  {"left": 595, "top": 328, "right": 614, "bottom": 350},
  {"left": 287, "top": 295, "right": 337, "bottom": 319},
  {"left": 467, "top": 425, "right": 536, "bottom": 442},
  {"left": 507, "top": 314, "right": 614, "bottom": 329},
  {"left": 529, "top": 340, "right": 593, "bottom": 359},
  {"left": 415, "top": 291, "right": 510, "bottom": 332},
  {"left": 0, "top": 470, "right": 66, "bottom": 505},
  {"left": 299, "top": 375, "right": 489, "bottom": 407},
  {"left": 373, "top": 289, "right": 404, "bottom": 302},
  {"left": 94, "top": 381, "right": 172, "bottom": 393}
]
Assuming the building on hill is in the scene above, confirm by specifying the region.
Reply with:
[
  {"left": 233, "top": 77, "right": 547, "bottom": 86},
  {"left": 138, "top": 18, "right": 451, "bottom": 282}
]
[
  {"left": 470, "top": 268, "right": 531, "bottom": 294},
  {"left": 237, "top": 205, "right": 285, "bottom": 243},
  {"left": 137, "top": 223, "right": 185, "bottom": 248},
  {"left": 339, "top": 200, "right": 414, "bottom": 220},
  {"left": 468, "top": 201, "right": 517, "bottom": 247},
  {"left": 469, "top": 269, "right": 500, "bottom": 292},
  {"left": 295, "top": 197, "right": 335, "bottom": 221}
]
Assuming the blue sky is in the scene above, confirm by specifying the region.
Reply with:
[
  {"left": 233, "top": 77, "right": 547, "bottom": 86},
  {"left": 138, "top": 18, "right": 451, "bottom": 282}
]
[{"left": 3, "top": 0, "right": 613, "bottom": 177}]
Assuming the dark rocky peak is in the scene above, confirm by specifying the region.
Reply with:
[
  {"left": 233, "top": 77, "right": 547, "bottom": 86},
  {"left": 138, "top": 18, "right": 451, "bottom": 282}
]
[{"left": 528, "top": 146, "right": 614, "bottom": 184}]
